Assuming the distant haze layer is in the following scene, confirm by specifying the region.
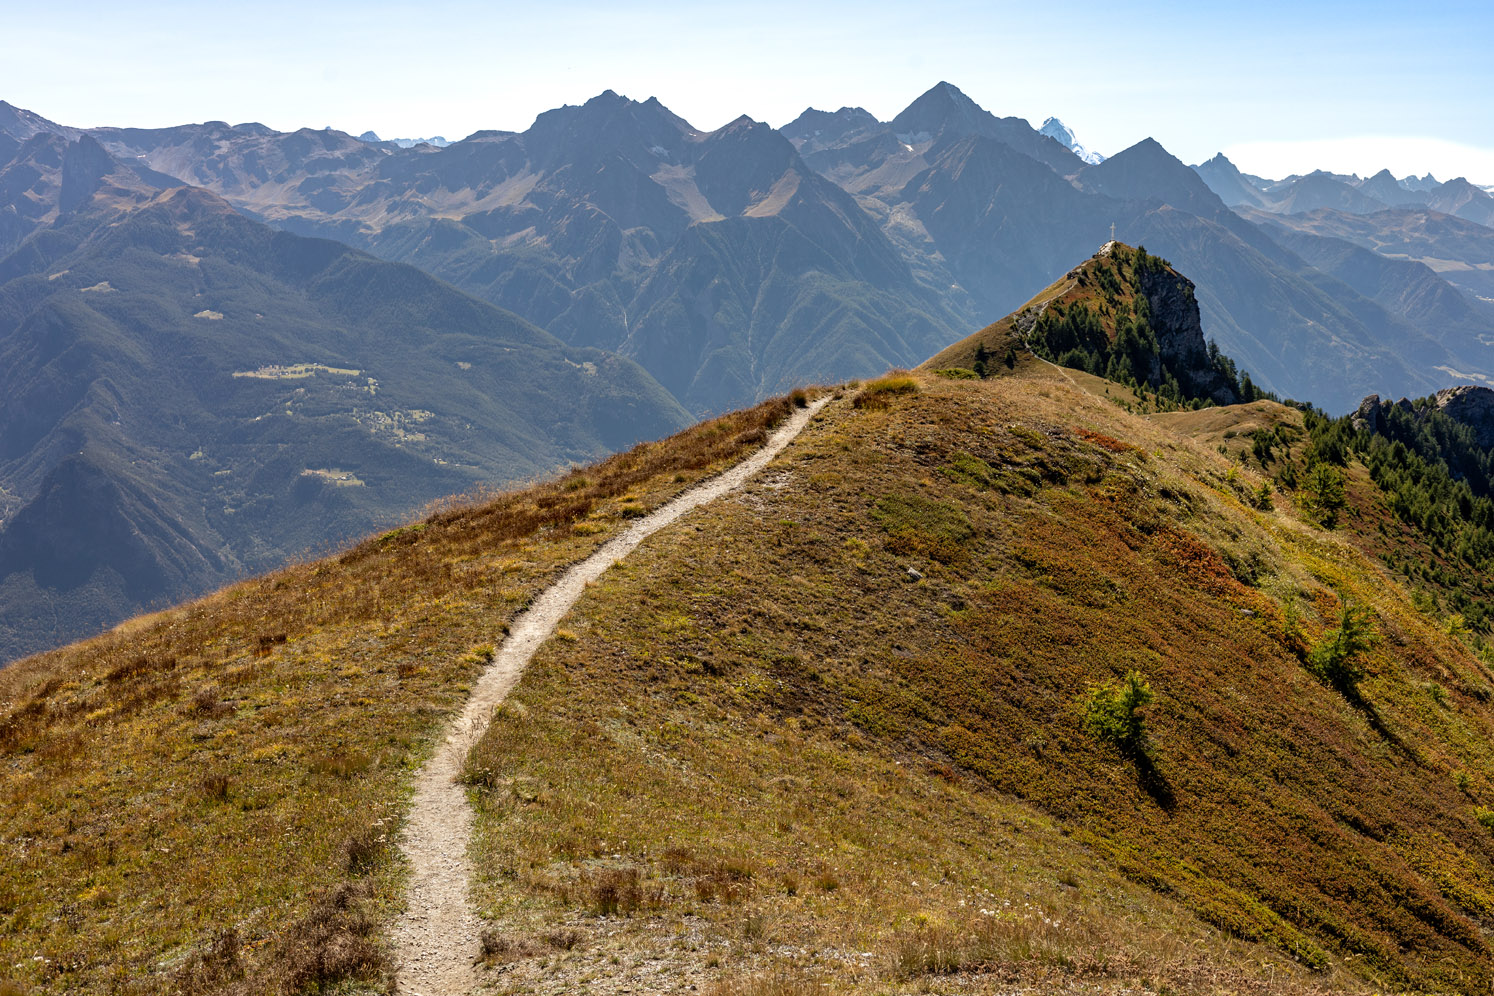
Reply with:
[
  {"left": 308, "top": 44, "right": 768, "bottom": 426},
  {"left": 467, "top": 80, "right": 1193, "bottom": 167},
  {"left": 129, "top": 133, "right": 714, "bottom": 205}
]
[{"left": 1226, "top": 136, "right": 1494, "bottom": 187}]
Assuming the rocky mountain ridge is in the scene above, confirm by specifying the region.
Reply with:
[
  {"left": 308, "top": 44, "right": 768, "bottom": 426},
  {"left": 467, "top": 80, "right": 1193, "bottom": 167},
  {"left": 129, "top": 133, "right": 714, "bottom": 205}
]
[
  {"left": 0, "top": 134, "right": 688, "bottom": 663},
  {"left": 1194, "top": 152, "right": 1494, "bottom": 227},
  {"left": 924, "top": 241, "right": 1242, "bottom": 406},
  {"left": 6, "top": 86, "right": 1492, "bottom": 414},
  {"left": 9, "top": 266, "right": 1494, "bottom": 992}
]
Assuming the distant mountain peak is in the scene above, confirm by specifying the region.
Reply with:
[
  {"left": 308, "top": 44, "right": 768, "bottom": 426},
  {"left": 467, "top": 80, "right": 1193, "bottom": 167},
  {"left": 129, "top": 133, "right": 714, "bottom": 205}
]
[
  {"left": 1082, "top": 137, "right": 1227, "bottom": 216},
  {"left": 1039, "top": 117, "right": 1104, "bottom": 164},
  {"left": 0, "top": 98, "right": 79, "bottom": 142},
  {"left": 779, "top": 106, "right": 881, "bottom": 147},
  {"left": 890, "top": 81, "right": 987, "bottom": 139},
  {"left": 359, "top": 129, "right": 451, "bottom": 149},
  {"left": 1104, "top": 137, "right": 1178, "bottom": 170},
  {"left": 1038, "top": 117, "right": 1075, "bottom": 145},
  {"left": 928, "top": 80, "right": 975, "bottom": 102},
  {"left": 1354, "top": 168, "right": 1429, "bottom": 207}
]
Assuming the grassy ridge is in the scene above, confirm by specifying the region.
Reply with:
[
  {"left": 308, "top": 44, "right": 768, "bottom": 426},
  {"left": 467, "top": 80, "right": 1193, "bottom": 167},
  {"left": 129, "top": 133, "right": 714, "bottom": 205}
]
[
  {"left": 11, "top": 361, "right": 1494, "bottom": 994},
  {"left": 458, "top": 371, "right": 1494, "bottom": 994},
  {"left": 0, "top": 397, "right": 792, "bottom": 995}
]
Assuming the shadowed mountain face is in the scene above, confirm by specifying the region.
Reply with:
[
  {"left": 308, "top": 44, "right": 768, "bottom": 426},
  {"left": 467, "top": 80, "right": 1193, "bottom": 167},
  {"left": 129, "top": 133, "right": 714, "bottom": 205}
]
[
  {"left": 0, "top": 133, "right": 177, "bottom": 255},
  {"left": 0, "top": 139, "right": 689, "bottom": 663},
  {"left": 1427, "top": 178, "right": 1494, "bottom": 228},
  {"left": 84, "top": 91, "right": 972, "bottom": 415},
  {"left": 1238, "top": 204, "right": 1494, "bottom": 306},
  {"left": 22, "top": 85, "right": 1485, "bottom": 414},
  {"left": 784, "top": 88, "right": 1491, "bottom": 410},
  {"left": 1195, "top": 153, "right": 1494, "bottom": 301}
]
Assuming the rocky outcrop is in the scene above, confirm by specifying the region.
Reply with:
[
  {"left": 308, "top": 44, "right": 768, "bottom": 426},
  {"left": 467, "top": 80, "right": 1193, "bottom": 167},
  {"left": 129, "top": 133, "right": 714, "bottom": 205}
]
[
  {"left": 1351, "top": 385, "right": 1494, "bottom": 448},
  {"left": 1351, "top": 394, "right": 1388, "bottom": 435},
  {"left": 1135, "top": 260, "right": 1236, "bottom": 403},
  {"left": 1433, "top": 386, "right": 1494, "bottom": 447}
]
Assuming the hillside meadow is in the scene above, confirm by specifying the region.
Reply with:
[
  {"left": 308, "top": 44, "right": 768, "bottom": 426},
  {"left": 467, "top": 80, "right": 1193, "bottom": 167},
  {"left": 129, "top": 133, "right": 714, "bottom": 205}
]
[
  {"left": 0, "top": 397, "right": 794, "bottom": 995},
  {"left": 3, "top": 362, "right": 1494, "bottom": 994}
]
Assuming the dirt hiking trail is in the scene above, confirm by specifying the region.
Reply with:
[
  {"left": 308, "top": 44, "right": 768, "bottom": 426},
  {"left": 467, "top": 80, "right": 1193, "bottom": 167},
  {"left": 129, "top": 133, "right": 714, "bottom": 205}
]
[{"left": 393, "top": 397, "right": 830, "bottom": 995}]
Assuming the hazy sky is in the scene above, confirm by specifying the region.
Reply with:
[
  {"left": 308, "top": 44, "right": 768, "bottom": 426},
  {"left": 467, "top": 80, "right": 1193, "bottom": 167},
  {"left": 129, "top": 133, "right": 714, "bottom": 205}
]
[{"left": 4, "top": 0, "right": 1491, "bottom": 182}]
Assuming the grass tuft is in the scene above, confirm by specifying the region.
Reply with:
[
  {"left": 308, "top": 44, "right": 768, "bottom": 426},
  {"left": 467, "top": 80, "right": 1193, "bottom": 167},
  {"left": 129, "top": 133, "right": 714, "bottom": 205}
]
[{"left": 852, "top": 372, "right": 919, "bottom": 410}]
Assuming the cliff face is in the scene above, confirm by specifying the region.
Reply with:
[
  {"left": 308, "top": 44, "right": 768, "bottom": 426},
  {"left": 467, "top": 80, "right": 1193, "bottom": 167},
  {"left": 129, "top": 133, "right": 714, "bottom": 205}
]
[
  {"left": 1135, "top": 256, "right": 1236, "bottom": 404},
  {"left": 920, "top": 242, "right": 1243, "bottom": 407},
  {"left": 1039, "top": 243, "right": 1241, "bottom": 404}
]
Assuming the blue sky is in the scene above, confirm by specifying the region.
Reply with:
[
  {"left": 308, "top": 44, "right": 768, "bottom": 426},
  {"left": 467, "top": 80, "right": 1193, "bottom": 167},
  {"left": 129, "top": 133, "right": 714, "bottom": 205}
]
[{"left": 4, "top": 0, "right": 1491, "bottom": 181}]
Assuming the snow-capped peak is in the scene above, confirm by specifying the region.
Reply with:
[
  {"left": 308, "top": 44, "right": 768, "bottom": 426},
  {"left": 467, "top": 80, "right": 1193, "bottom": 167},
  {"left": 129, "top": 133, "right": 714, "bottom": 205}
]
[
  {"left": 1040, "top": 117, "right": 1104, "bottom": 165},
  {"left": 357, "top": 131, "right": 451, "bottom": 148}
]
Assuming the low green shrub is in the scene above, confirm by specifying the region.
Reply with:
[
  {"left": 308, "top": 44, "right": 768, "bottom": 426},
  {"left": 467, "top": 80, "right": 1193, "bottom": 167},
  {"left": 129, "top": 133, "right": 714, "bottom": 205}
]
[
  {"left": 1082, "top": 670, "right": 1153, "bottom": 755},
  {"left": 871, "top": 494, "right": 974, "bottom": 563},
  {"left": 1306, "top": 603, "right": 1376, "bottom": 692}
]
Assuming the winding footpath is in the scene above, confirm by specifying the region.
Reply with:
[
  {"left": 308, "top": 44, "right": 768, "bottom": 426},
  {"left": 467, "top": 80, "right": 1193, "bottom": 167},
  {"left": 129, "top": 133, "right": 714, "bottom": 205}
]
[{"left": 392, "top": 398, "right": 830, "bottom": 995}]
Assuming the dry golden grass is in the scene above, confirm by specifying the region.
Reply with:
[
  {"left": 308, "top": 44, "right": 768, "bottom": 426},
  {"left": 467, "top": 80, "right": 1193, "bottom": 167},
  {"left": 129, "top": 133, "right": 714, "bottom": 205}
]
[
  {"left": 851, "top": 371, "right": 919, "bottom": 410},
  {"left": 0, "top": 396, "right": 799, "bottom": 995},
  {"left": 453, "top": 370, "right": 1485, "bottom": 993},
  {"left": 9, "top": 362, "right": 1494, "bottom": 995}
]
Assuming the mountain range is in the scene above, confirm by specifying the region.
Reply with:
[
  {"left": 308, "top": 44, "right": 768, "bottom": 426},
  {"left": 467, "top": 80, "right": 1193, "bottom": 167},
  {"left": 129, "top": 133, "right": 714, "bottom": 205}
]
[
  {"left": 10, "top": 84, "right": 1493, "bottom": 418},
  {"left": 0, "top": 130, "right": 686, "bottom": 663},
  {"left": 4, "top": 82, "right": 1494, "bottom": 663}
]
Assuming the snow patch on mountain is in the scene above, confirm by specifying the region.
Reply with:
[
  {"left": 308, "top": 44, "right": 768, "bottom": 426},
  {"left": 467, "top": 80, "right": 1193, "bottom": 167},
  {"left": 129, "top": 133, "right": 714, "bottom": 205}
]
[{"left": 1040, "top": 117, "right": 1104, "bottom": 165}]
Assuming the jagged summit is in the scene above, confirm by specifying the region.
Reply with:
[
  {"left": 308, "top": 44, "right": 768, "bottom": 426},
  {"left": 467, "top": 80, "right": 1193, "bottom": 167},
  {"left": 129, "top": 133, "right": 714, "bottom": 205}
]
[
  {"left": 779, "top": 105, "right": 880, "bottom": 144},
  {"left": 1191, "top": 151, "right": 1269, "bottom": 207},
  {"left": 1357, "top": 167, "right": 1427, "bottom": 207},
  {"left": 529, "top": 89, "right": 697, "bottom": 138},
  {"left": 359, "top": 130, "right": 451, "bottom": 148},
  {"left": 0, "top": 98, "right": 79, "bottom": 142},
  {"left": 1354, "top": 385, "right": 1494, "bottom": 449},
  {"left": 1080, "top": 137, "right": 1226, "bottom": 217},
  {"left": 922, "top": 242, "right": 1243, "bottom": 405},
  {"left": 1039, "top": 116, "right": 1104, "bottom": 164},
  {"left": 889, "top": 80, "right": 987, "bottom": 139}
]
